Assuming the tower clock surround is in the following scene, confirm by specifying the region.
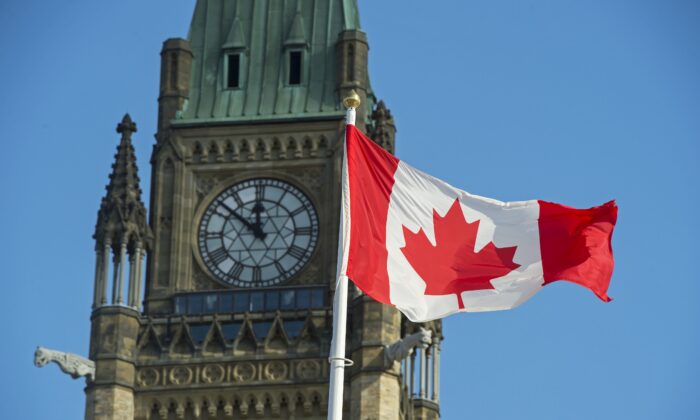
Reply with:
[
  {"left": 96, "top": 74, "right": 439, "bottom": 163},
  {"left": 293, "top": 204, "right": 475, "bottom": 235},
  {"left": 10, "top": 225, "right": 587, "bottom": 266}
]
[
  {"left": 192, "top": 171, "right": 324, "bottom": 290},
  {"left": 197, "top": 176, "right": 320, "bottom": 288}
]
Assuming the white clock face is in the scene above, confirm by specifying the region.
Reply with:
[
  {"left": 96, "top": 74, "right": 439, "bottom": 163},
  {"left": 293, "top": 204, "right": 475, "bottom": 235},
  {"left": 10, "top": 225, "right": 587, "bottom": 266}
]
[{"left": 198, "top": 178, "right": 319, "bottom": 287}]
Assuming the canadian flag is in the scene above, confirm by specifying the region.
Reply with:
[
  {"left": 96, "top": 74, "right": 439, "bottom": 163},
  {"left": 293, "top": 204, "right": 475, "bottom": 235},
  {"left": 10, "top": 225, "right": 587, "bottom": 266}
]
[{"left": 338, "top": 124, "right": 617, "bottom": 322}]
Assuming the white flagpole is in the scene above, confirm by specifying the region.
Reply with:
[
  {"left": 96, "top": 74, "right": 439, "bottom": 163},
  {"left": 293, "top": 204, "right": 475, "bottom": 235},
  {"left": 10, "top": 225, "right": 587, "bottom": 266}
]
[{"left": 327, "top": 91, "right": 361, "bottom": 420}]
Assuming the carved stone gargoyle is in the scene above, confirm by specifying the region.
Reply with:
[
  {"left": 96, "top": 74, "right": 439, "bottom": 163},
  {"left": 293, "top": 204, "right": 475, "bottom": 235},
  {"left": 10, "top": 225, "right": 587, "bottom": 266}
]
[
  {"left": 384, "top": 328, "right": 432, "bottom": 367},
  {"left": 34, "top": 346, "right": 95, "bottom": 382}
]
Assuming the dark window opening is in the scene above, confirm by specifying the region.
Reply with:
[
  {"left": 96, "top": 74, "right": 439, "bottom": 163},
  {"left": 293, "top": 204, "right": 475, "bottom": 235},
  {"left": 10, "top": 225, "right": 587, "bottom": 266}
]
[
  {"left": 265, "top": 291, "right": 280, "bottom": 311},
  {"left": 284, "top": 320, "right": 305, "bottom": 338},
  {"left": 253, "top": 321, "right": 273, "bottom": 340},
  {"left": 250, "top": 292, "right": 264, "bottom": 311},
  {"left": 170, "top": 53, "right": 179, "bottom": 89},
  {"left": 347, "top": 44, "right": 355, "bottom": 81},
  {"left": 227, "top": 53, "right": 241, "bottom": 88},
  {"left": 222, "top": 322, "right": 242, "bottom": 341},
  {"left": 233, "top": 292, "right": 249, "bottom": 312},
  {"left": 172, "top": 286, "right": 326, "bottom": 315},
  {"left": 190, "top": 324, "right": 210, "bottom": 344},
  {"left": 289, "top": 51, "right": 302, "bottom": 85}
]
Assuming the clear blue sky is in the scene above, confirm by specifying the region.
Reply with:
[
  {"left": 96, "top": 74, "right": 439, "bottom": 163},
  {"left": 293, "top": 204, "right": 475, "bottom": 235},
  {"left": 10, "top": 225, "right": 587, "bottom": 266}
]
[{"left": 2, "top": 1, "right": 698, "bottom": 419}]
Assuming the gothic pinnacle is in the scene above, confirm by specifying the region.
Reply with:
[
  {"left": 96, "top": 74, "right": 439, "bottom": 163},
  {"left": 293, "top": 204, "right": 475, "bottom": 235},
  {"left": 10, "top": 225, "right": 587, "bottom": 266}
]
[
  {"left": 94, "top": 114, "right": 152, "bottom": 251},
  {"left": 117, "top": 113, "right": 137, "bottom": 139}
]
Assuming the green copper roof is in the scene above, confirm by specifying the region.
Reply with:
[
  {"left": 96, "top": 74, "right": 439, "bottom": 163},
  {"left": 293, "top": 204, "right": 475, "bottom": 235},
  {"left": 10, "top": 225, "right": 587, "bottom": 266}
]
[{"left": 179, "top": 0, "right": 361, "bottom": 123}]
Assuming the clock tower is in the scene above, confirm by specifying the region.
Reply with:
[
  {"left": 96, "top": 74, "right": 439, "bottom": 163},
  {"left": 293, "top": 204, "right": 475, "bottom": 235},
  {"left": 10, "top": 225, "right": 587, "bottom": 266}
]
[{"left": 85, "top": 1, "right": 443, "bottom": 419}]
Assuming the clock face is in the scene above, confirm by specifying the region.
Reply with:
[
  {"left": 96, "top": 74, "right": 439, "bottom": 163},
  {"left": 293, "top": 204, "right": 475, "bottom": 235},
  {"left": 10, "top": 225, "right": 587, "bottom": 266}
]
[{"left": 198, "top": 178, "right": 319, "bottom": 287}]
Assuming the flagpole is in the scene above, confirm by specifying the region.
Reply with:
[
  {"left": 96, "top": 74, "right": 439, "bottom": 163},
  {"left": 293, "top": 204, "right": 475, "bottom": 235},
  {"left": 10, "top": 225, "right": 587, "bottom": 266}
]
[{"left": 327, "top": 91, "right": 361, "bottom": 420}]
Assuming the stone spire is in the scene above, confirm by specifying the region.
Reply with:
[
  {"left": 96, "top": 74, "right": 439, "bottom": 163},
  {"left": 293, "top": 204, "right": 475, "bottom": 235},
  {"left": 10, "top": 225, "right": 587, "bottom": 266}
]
[
  {"left": 369, "top": 100, "right": 396, "bottom": 153},
  {"left": 94, "top": 114, "right": 153, "bottom": 252}
]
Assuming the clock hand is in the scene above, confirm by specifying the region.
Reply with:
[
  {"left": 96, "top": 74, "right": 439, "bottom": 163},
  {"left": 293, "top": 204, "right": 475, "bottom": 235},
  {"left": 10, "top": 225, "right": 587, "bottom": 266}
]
[
  {"left": 252, "top": 201, "right": 267, "bottom": 240},
  {"left": 220, "top": 202, "right": 256, "bottom": 232}
]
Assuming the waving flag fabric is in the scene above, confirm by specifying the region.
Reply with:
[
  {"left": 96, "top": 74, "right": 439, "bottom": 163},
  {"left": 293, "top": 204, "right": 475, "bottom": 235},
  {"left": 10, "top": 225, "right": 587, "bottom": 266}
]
[{"left": 338, "top": 124, "right": 617, "bottom": 322}]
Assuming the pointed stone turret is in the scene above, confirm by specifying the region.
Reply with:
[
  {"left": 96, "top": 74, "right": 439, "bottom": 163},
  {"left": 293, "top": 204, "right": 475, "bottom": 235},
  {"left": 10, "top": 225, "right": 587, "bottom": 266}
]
[
  {"left": 91, "top": 114, "right": 152, "bottom": 310},
  {"left": 86, "top": 116, "right": 150, "bottom": 420},
  {"left": 94, "top": 114, "right": 152, "bottom": 250},
  {"left": 369, "top": 100, "right": 397, "bottom": 153}
]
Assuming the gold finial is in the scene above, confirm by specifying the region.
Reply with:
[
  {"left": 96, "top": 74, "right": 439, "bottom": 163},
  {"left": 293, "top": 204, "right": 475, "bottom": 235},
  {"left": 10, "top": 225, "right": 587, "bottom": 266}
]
[{"left": 343, "top": 90, "right": 361, "bottom": 109}]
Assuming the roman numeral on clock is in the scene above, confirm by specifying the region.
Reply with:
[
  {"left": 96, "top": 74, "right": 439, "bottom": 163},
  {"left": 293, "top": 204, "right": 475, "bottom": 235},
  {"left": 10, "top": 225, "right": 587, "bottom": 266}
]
[
  {"left": 208, "top": 247, "right": 229, "bottom": 265},
  {"left": 252, "top": 267, "right": 261, "bottom": 283},
  {"left": 294, "top": 227, "right": 312, "bottom": 235},
  {"left": 289, "top": 207, "right": 304, "bottom": 216},
  {"left": 232, "top": 193, "right": 244, "bottom": 207},
  {"left": 228, "top": 262, "right": 243, "bottom": 279},
  {"left": 274, "top": 261, "right": 287, "bottom": 279},
  {"left": 255, "top": 185, "right": 264, "bottom": 201},
  {"left": 288, "top": 245, "right": 307, "bottom": 259},
  {"left": 204, "top": 231, "right": 222, "bottom": 240}
]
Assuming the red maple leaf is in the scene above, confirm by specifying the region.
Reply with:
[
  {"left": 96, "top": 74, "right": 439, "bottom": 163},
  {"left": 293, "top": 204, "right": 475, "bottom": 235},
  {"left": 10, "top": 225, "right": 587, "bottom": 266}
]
[{"left": 401, "top": 199, "right": 520, "bottom": 309}]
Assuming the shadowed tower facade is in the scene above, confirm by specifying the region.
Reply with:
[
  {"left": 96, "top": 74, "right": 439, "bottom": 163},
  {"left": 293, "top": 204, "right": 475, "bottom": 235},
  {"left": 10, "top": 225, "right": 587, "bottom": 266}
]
[{"left": 85, "top": 1, "right": 442, "bottom": 419}]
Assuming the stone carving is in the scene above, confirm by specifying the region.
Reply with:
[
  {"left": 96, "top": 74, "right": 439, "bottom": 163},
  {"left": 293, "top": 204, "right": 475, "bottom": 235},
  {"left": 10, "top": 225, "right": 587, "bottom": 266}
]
[
  {"left": 298, "top": 167, "right": 323, "bottom": 193},
  {"left": 296, "top": 262, "right": 320, "bottom": 285},
  {"left": 264, "top": 361, "right": 288, "bottom": 381},
  {"left": 136, "top": 367, "right": 160, "bottom": 387},
  {"left": 285, "top": 166, "right": 324, "bottom": 195},
  {"left": 233, "top": 362, "right": 256, "bottom": 382},
  {"left": 169, "top": 366, "right": 193, "bottom": 385},
  {"left": 33, "top": 346, "right": 95, "bottom": 381},
  {"left": 192, "top": 264, "right": 220, "bottom": 290},
  {"left": 201, "top": 364, "right": 225, "bottom": 383},
  {"left": 187, "top": 136, "right": 330, "bottom": 165},
  {"left": 384, "top": 328, "right": 432, "bottom": 366},
  {"left": 141, "top": 388, "right": 330, "bottom": 419},
  {"left": 369, "top": 100, "right": 396, "bottom": 153},
  {"left": 195, "top": 173, "right": 224, "bottom": 201},
  {"left": 296, "top": 359, "right": 320, "bottom": 380}
]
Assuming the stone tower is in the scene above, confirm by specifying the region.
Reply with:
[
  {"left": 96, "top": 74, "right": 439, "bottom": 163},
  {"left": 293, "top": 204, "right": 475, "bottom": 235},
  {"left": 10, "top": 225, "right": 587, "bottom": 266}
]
[{"left": 85, "top": 1, "right": 442, "bottom": 419}]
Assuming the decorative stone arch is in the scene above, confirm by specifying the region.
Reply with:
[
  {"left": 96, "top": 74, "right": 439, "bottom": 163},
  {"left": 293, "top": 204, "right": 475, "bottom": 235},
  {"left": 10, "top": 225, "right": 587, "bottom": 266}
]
[
  {"left": 233, "top": 317, "right": 258, "bottom": 355},
  {"left": 292, "top": 391, "right": 309, "bottom": 416},
  {"left": 287, "top": 137, "right": 302, "bottom": 159},
  {"left": 239, "top": 393, "right": 260, "bottom": 417},
  {"left": 222, "top": 138, "right": 236, "bottom": 161},
  {"left": 301, "top": 136, "right": 314, "bottom": 158},
  {"left": 310, "top": 389, "right": 327, "bottom": 414},
  {"left": 261, "top": 392, "right": 281, "bottom": 417},
  {"left": 296, "top": 314, "right": 321, "bottom": 353},
  {"left": 239, "top": 138, "right": 252, "bottom": 161},
  {"left": 255, "top": 137, "right": 271, "bottom": 160},
  {"left": 318, "top": 134, "right": 330, "bottom": 156},
  {"left": 227, "top": 392, "right": 244, "bottom": 416},
  {"left": 168, "top": 318, "right": 196, "bottom": 357},
  {"left": 192, "top": 141, "right": 204, "bottom": 163},
  {"left": 146, "top": 398, "right": 168, "bottom": 420},
  {"left": 207, "top": 140, "right": 222, "bottom": 163},
  {"left": 270, "top": 137, "right": 285, "bottom": 160},
  {"left": 136, "top": 321, "right": 162, "bottom": 359},
  {"left": 199, "top": 396, "right": 217, "bottom": 417},
  {"left": 201, "top": 318, "right": 228, "bottom": 356},
  {"left": 264, "top": 313, "right": 290, "bottom": 354},
  {"left": 251, "top": 392, "right": 266, "bottom": 416},
  {"left": 277, "top": 391, "right": 291, "bottom": 416}
]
